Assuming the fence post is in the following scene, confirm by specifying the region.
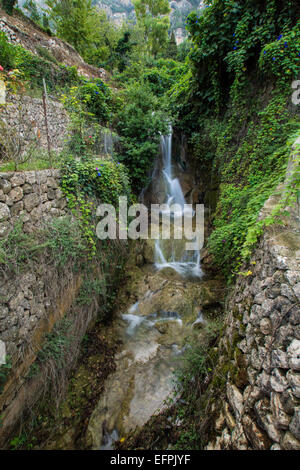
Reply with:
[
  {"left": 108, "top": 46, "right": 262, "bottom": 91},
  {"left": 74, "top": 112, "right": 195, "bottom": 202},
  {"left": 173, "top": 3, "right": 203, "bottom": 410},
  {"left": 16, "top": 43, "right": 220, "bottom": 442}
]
[{"left": 42, "top": 78, "right": 52, "bottom": 167}]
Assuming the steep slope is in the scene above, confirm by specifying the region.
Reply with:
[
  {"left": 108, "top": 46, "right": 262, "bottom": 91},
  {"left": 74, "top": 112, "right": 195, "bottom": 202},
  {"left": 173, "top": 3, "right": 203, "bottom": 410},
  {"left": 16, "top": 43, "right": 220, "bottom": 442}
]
[{"left": 0, "top": 8, "right": 107, "bottom": 79}]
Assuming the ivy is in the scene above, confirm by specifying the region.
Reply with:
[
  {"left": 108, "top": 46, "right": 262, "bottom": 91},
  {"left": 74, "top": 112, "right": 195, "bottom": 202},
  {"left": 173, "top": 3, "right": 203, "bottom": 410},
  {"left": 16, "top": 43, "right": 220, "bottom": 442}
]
[{"left": 175, "top": 0, "right": 300, "bottom": 278}]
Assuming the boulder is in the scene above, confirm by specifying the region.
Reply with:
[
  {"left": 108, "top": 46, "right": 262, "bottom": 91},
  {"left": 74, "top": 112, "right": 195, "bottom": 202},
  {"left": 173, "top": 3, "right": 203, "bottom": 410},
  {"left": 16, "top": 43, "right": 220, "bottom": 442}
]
[
  {"left": 0, "top": 202, "right": 10, "bottom": 221},
  {"left": 24, "top": 193, "right": 40, "bottom": 212}
]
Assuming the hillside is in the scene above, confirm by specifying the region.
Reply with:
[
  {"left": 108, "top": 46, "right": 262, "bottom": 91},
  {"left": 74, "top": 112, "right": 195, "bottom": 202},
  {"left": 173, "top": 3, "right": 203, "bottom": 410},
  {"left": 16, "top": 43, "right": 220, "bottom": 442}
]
[
  {"left": 23, "top": 0, "right": 205, "bottom": 44},
  {"left": 96, "top": 0, "right": 205, "bottom": 43},
  {"left": 0, "top": 0, "right": 300, "bottom": 454},
  {"left": 0, "top": 7, "right": 107, "bottom": 79}
]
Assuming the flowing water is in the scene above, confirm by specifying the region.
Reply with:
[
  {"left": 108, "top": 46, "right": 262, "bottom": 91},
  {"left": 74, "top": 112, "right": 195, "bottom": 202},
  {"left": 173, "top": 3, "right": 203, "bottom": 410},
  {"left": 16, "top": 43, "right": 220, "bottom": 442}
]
[
  {"left": 154, "top": 127, "right": 203, "bottom": 279},
  {"left": 87, "top": 127, "right": 205, "bottom": 449}
]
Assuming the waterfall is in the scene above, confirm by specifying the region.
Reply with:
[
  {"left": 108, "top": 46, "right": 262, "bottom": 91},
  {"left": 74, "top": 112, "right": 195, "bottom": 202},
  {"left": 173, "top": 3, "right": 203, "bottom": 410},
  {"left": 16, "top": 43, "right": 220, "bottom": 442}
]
[
  {"left": 160, "top": 127, "right": 186, "bottom": 209},
  {"left": 154, "top": 126, "right": 203, "bottom": 278}
]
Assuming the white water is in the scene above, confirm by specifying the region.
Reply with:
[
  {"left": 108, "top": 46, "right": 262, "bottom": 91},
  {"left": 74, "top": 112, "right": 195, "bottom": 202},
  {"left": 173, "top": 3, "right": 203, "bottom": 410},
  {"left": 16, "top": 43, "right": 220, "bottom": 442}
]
[{"left": 154, "top": 126, "right": 203, "bottom": 278}]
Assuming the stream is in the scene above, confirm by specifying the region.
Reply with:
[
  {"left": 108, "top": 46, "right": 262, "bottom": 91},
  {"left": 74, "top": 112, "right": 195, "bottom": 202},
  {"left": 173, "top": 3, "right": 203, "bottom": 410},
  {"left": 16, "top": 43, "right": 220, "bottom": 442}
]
[{"left": 87, "top": 128, "right": 208, "bottom": 450}]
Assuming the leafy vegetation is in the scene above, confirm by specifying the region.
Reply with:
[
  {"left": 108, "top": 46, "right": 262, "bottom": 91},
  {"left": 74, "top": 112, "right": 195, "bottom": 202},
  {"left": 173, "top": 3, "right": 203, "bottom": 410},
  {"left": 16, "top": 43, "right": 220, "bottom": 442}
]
[
  {"left": 0, "top": 357, "right": 12, "bottom": 395},
  {"left": 169, "top": 0, "right": 300, "bottom": 278},
  {"left": 1, "top": 0, "right": 17, "bottom": 15}
]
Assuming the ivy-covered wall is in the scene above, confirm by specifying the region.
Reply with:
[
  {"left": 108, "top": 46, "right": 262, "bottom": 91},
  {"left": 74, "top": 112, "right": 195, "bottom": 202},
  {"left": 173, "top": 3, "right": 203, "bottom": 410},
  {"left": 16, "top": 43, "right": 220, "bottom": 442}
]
[
  {"left": 170, "top": 0, "right": 300, "bottom": 279},
  {"left": 0, "top": 168, "right": 129, "bottom": 447}
]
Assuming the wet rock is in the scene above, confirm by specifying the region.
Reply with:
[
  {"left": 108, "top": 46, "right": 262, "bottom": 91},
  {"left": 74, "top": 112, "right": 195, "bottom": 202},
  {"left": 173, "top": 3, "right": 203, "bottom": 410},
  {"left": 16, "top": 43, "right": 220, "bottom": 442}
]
[
  {"left": 290, "top": 306, "right": 300, "bottom": 326},
  {"left": 215, "top": 412, "right": 225, "bottom": 433},
  {"left": 254, "top": 398, "right": 281, "bottom": 442},
  {"left": 10, "top": 201, "right": 23, "bottom": 217},
  {"left": 293, "top": 283, "right": 300, "bottom": 302},
  {"left": 260, "top": 318, "right": 272, "bottom": 335},
  {"left": 11, "top": 173, "right": 25, "bottom": 187},
  {"left": 143, "top": 240, "right": 155, "bottom": 264},
  {"left": 22, "top": 183, "right": 33, "bottom": 194},
  {"left": 220, "top": 428, "right": 231, "bottom": 449},
  {"left": 24, "top": 171, "right": 36, "bottom": 185},
  {"left": 251, "top": 347, "right": 261, "bottom": 371},
  {"left": 270, "top": 443, "right": 282, "bottom": 450},
  {"left": 0, "top": 179, "right": 11, "bottom": 194},
  {"left": 0, "top": 221, "right": 11, "bottom": 238}
]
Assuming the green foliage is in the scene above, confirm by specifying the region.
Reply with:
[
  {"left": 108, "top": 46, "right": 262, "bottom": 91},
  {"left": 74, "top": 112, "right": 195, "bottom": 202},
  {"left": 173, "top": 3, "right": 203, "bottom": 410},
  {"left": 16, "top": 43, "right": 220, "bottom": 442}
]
[
  {"left": 46, "top": 0, "right": 121, "bottom": 64},
  {"left": 172, "top": 319, "right": 223, "bottom": 450},
  {"left": 165, "top": 31, "right": 178, "bottom": 60},
  {"left": 23, "top": 0, "right": 42, "bottom": 23},
  {"left": 76, "top": 278, "right": 106, "bottom": 306},
  {"left": 115, "top": 81, "right": 168, "bottom": 193},
  {"left": 0, "top": 216, "right": 90, "bottom": 275},
  {"left": 60, "top": 157, "right": 131, "bottom": 256},
  {"left": 133, "top": 0, "right": 171, "bottom": 57},
  {"left": 61, "top": 80, "right": 113, "bottom": 157},
  {"left": 35, "top": 46, "right": 59, "bottom": 65},
  {"left": 15, "top": 46, "right": 80, "bottom": 93},
  {"left": 44, "top": 216, "right": 89, "bottom": 268},
  {"left": 61, "top": 158, "right": 131, "bottom": 206},
  {"left": 1, "top": 0, "right": 17, "bottom": 15},
  {"left": 0, "top": 357, "right": 12, "bottom": 394},
  {"left": 0, "top": 31, "right": 17, "bottom": 70},
  {"left": 0, "top": 220, "right": 34, "bottom": 274},
  {"left": 172, "top": 0, "right": 300, "bottom": 278},
  {"left": 46, "top": 0, "right": 94, "bottom": 56},
  {"left": 34, "top": 318, "right": 73, "bottom": 369},
  {"left": 0, "top": 31, "right": 80, "bottom": 94}
]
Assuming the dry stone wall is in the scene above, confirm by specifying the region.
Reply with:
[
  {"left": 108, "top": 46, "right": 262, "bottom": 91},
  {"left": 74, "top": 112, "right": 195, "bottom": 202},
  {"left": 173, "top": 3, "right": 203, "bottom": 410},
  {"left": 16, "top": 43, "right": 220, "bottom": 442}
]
[
  {"left": 0, "top": 168, "right": 76, "bottom": 445},
  {"left": 1, "top": 93, "right": 69, "bottom": 153},
  {"left": 0, "top": 169, "right": 67, "bottom": 238},
  {"left": 206, "top": 189, "right": 300, "bottom": 450},
  {"left": 0, "top": 168, "right": 69, "bottom": 370}
]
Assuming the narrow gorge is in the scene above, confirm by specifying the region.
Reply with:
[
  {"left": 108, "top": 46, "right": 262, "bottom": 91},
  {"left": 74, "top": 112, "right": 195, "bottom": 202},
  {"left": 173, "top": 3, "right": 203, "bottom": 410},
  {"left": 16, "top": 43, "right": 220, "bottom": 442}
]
[{"left": 0, "top": 0, "right": 300, "bottom": 454}]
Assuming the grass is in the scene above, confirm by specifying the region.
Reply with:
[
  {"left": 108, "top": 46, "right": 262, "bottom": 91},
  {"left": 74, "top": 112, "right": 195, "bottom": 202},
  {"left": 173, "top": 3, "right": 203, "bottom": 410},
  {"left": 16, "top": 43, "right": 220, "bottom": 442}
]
[{"left": 0, "top": 153, "right": 60, "bottom": 172}]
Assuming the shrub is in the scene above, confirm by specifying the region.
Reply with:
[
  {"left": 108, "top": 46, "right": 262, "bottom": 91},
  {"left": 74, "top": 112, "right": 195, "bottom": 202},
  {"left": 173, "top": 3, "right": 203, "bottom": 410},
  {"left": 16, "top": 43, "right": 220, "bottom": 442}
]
[
  {"left": 0, "top": 31, "right": 17, "bottom": 70},
  {"left": 1, "top": 0, "right": 17, "bottom": 15},
  {"left": 61, "top": 157, "right": 131, "bottom": 206},
  {"left": 115, "top": 81, "right": 168, "bottom": 193}
]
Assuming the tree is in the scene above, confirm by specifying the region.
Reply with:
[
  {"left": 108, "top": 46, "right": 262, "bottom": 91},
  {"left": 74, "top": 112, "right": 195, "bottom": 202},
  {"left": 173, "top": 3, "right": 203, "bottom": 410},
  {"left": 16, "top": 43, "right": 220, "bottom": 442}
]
[
  {"left": 166, "top": 30, "right": 178, "bottom": 59},
  {"left": 83, "top": 8, "right": 120, "bottom": 68},
  {"left": 23, "top": 0, "right": 41, "bottom": 23},
  {"left": 133, "top": 0, "right": 171, "bottom": 57},
  {"left": 1, "top": 0, "right": 17, "bottom": 15},
  {"left": 46, "top": 1, "right": 120, "bottom": 65},
  {"left": 46, "top": 0, "right": 95, "bottom": 56}
]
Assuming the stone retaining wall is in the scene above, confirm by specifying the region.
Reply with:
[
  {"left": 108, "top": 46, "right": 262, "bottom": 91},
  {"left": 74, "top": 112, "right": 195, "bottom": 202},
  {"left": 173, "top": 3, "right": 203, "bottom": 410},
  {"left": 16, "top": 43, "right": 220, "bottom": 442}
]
[
  {"left": 1, "top": 93, "right": 69, "bottom": 153},
  {"left": 206, "top": 191, "right": 300, "bottom": 450},
  {"left": 0, "top": 169, "right": 67, "bottom": 238}
]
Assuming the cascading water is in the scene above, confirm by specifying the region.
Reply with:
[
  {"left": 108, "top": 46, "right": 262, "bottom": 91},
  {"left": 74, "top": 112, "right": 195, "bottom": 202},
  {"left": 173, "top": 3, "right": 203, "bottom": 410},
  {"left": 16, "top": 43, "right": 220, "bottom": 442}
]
[
  {"left": 88, "top": 125, "right": 205, "bottom": 451},
  {"left": 154, "top": 126, "right": 203, "bottom": 278}
]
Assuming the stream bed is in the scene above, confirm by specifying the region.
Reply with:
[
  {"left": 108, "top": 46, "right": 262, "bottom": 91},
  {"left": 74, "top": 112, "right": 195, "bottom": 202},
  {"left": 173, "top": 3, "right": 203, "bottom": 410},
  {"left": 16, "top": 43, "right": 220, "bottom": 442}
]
[
  {"left": 86, "top": 127, "right": 218, "bottom": 449},
  {"left": 87, "top": 265, "right": 206, "bottom": 449}
]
